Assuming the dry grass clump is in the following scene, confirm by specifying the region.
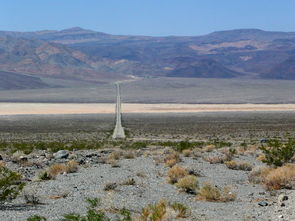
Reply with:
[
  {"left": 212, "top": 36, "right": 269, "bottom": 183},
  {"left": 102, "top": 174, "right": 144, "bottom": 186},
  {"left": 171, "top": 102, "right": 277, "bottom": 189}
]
[
  {"left": 47, "top": 164, "right": 67, "bottom": 178},
  {"left": 176, "top": 175, "right": 198, "bottom": 194},
  {"left": 108, "top": 150, "right": 122, "bottom": 161},
  {"left": 263, "top": 164, "right": 295, "bottom": 190},
  {"left": 248, "top": 166, "right": 272, "bottom": 184},
  {"left": 167, "top": 166, "right": 188, "bottom": 184},
  {"left": 46, "top": 160, "right": 78, "bottom": 179},
  {"left": 164, "top": 151, "right": 180, "bottom": 168},
  {"left": 205, "top": 154, "right": 232, "bottom": 164},
  {"left": 137, "top": 200, "right": 190, "bottom": 221},
  {"left": 66, "top": 160, "right": 78, "bottom": 173},
  {"left": 197, "top": 183, "right": 236, "bottom": 202},
  {"left": 182, "top": 149, "right": 192, "bottom": 157},
  {"left": 256, "top": 154, "right": 266, "bottom": 162},
  {"left": 203, "top": 144, "right": 216, "bottom": 152},
  {"left": 123, "top": 151, "right": 135, "bottom": 159},
  {"left": 225, "top": 160, "right": 252, "bottom": 171},
  {"left": 0, "top": 161, "right": 6, "bottom": 167}
]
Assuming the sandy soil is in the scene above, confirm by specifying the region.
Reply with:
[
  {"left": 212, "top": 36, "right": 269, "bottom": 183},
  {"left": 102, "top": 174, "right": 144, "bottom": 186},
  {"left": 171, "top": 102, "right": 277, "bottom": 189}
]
[{"left": 1, "top": 103, "right": 295, "bottom": 115}]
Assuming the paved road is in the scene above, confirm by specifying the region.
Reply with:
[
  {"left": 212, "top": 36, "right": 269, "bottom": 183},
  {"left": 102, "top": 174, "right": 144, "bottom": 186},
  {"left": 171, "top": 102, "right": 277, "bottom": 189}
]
[{"left": 112, "top": 83, "right": 125, "bottom": 139}]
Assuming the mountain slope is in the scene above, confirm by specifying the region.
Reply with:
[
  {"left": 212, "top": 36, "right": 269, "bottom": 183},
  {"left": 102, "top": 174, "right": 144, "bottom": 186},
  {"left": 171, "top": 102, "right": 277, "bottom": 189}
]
[
  {"left": 0, "top": 71, "right": 49, "bottom": 90},
  {"left": 1, "top": 28, "right": 295, "bottom": 80},
  {"left": 0, "top": 36, "right": 127, "bottom": 82}
]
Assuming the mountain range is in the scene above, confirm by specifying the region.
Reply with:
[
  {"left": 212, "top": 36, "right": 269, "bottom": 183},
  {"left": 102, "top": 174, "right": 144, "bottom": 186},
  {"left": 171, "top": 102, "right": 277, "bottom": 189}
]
[{"left": 1, "top": 27, "right": 295, "bottom": 89}]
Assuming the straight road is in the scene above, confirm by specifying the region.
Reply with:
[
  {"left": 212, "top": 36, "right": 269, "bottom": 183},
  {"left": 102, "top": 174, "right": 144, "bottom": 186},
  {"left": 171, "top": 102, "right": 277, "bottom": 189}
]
[{"left": 112, "top": 83, "right": 125, "bottom": 139}]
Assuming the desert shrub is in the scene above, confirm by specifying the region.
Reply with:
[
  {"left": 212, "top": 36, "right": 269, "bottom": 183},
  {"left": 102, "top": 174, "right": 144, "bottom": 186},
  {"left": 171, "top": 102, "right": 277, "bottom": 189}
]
[
  {"left": 47, "top": 164, "right": 67, "bottom": 179},
  {"left": 138, "top": 200, "right": 190, "bottom": 221},
  {"left": 182, "top": 149, "right": 192, "bottom": 157},
  {"left": 23, "top": 192, "right": 41, "bottom": 205},
  {"left": 122, "top": 141, "right": 147, "bottom": 150},
  {"left": 225, "top": 161, "right": 252, "bottom": 171},
  {"left": 170, "top": 202, "right": 190, "bottom": 218},
  {"left": 121, "top": 178, "right": 136, "bottom": 186},
  {"left": 260, "top": 138, "right": 295, "bottom": 167},
  {"left": 63, "top": 197, "right": 110, "bottom": 221},
  {"left": 209, "top": 139, "right": 232, "bottom": 149},
  {"left": 205, "top": 154, "right": 232, "bottom": 164},
  {"left": 66, "top": 160, "right": 78, "bottom": 173},
  {"left": 248, "top": 166, "right": 272, "bottom": 184},
  {"left": 108, "top": 151, "right": 122, "bottom": 162},
  {"left": 38, "top": 171, "right": 50, "bottom": 181},
  {"left": 167, "top": 166, "right": 188, "bottom": 184},
  {"left": 263, "top": 164, "right": 295, "bottom": 190},
  {"left": 176, "top": 175, "right": 198, "bottom": 194},
  {"left": 124, "top": 151, "right": 135, "bottom": 159},
  {"left": 148, "top": 200, "right": 167, "bottom": 221},
  {"left": 104, "top": 182, "right": 117, "bottom": 191},
  {"left": 197, "top": 183, "right": 236, "bottom": 202},
  {"left": 164, "top": 151, "right": 180, "bottom": 167},
  {"left": 27, "top": 215, "right": 47, "bottom": 221},
  {"left": 0, "top": 166, "right": 25, "bottom": 202}
]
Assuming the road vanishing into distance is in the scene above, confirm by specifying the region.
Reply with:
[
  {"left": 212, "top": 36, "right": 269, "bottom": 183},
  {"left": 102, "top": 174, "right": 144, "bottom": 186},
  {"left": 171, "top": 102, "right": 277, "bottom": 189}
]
[{"left": 112, "top": 83, "right": 126, "bottom": 139}]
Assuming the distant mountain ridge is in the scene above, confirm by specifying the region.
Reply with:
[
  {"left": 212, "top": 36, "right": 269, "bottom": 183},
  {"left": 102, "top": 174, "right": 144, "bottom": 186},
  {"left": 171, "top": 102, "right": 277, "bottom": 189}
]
[{"left": 1, "top": 27, "right": 295, "bottom": 89}]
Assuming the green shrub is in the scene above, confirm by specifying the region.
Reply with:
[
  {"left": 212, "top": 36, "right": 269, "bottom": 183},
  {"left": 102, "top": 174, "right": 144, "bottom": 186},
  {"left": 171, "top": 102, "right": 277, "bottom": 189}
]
[
  {"left": 0, "top": 166, "right": 25, "bottom": 202},
  {"left": 27, "top": 215, "right": 47, "bottom": 221},
  {"left": 260, "top": 138, "right": 295, "bottom": 167}
]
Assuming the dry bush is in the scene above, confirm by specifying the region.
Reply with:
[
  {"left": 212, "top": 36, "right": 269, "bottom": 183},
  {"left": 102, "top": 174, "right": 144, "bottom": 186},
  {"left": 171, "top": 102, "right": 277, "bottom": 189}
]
[
  {"left": 107, "top": 150, "right": 122, "bottom": 162},
  {"left": 176, "top": 175, "right": 198, "bottom": 194},
  {"left": 0, "top": 161, "right": 6, "bottom": 167},
  {"left": 197, "top": 183, "right": 236, "bottom": 202},
  {"left": 66, "top": 160, "right": 78, "bottom": 173},
  {"left": 121, "top": 178, "right": 136, "bottom": 186},
  {"left": 137, "top": 200, "right": 190, "bottom": 221},
  {"left": 225, "top": 160, "right": 252, "bottom": 171},
  {"left": 182, "top": 149, "right": 192, "bottom": 157},
  {"left": 167, "top": 166, "right": 188, "bottom": 184},
  {"left": 47, "top": 164, "right": 67, "bottom": 179},
  {"left": 170, "top": 202, "right": 190, "bottom": 218},
  {"left": 164, "top": 152, "right": 180, "bottom": 167},
  {"left": 203, "top": 145, "right": 216, "bottom": 152},
  {"left": 47, "top": 161, "right": 78, "bottom": 179},
  {"left": 205, "top": 154, "right": 232, "bottom": 164},
  {"left": 124, "top": 151, "right": 135, "bottom": 159},
  {"left": 248, "top": 166, "right": 272, "bottom": 184},
  {"left": 256, "top": 154, "right": 266, "bottom": 162},
  {"left": 263, "top": 164, "right": 295, "bottom": 190}
]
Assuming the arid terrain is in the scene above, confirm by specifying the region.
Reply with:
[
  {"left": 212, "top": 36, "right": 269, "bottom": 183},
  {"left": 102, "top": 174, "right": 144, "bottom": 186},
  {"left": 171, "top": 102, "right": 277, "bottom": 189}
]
[{"left": 0, "top": 112, "right": 294, "bottom": 220}]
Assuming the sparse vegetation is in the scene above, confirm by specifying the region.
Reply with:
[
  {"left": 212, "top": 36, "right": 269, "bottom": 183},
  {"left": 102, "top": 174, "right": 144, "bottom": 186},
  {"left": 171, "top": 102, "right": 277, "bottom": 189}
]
[
  {"left": 260, "top": 138, "right": 295, "bottom": 167},
  {"left": 225, "top": 160, "right": 253, "bottom": 171},
  {"left": 176, "top": 175, "right": 198, "bottom": 194},
  {"left": 263, "top": 164, "right": 295, "bottom": 190},
  {"left": 197, "top": 183, "right": 236, "bottom": 202},
  {"left": 167, "top": 166, "right": 188, "bottom": 184},
  {"left": 0, "top": 166, "right": 25, "bottom": 202}
]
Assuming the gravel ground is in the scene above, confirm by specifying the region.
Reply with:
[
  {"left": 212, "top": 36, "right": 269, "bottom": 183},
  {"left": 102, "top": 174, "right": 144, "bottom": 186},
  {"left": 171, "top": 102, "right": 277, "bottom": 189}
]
[{"left": 1, "top": 151, "right": 293, "bottom": 221}]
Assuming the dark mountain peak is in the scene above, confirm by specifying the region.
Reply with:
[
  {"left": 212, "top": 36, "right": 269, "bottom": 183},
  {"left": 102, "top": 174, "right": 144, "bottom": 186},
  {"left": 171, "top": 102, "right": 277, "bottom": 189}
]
[{"left": 60, "top": 27, "right": 93, "bottom": 33}]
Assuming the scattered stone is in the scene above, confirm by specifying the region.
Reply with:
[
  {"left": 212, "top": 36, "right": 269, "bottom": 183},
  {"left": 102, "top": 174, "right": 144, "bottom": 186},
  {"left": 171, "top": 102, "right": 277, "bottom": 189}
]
[
  {"left": 53, "top": 150, "right": 69, "bottom": 159},
  {"left": 258, "top": 201, "right": 268, "bottom": 207}
]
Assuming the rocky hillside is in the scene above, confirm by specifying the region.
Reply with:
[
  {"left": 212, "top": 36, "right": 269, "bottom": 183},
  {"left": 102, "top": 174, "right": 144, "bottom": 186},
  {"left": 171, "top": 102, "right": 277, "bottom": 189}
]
[{"left": 1, "top": 27, "right": 295, "bottom": 86}]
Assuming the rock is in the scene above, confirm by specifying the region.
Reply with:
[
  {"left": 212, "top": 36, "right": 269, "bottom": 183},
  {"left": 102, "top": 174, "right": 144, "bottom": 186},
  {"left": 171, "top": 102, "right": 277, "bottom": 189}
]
[
  {"left": 0, "top": 155, "right": 3, "bottom": 161},
  {"left": 53, "top": 150, "right": 69, "bottom": 159},
  {"left": 278, "top": 194, "right": 288, "bottom": 206},
  {"left": 278, "top": 194, "right": 288, "bottom": 202},
  {"left": 258, "top": 201, "right": 268, "bottom": 207},
  {"left": 19, "top": 156, "right": 28, "bottom": 162}
]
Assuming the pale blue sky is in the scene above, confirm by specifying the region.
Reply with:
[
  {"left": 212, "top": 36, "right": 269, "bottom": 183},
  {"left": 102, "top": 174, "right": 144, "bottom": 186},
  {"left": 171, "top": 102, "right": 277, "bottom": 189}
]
[{"left": 1, "top": 0, "right": 295, "bottom": 36}]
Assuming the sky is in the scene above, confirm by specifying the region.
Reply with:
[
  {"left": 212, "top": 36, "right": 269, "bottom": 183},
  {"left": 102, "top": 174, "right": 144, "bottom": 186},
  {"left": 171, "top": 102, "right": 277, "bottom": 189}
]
[{"left": 1, "top": 0, "right": 295, "bottom": 36}]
